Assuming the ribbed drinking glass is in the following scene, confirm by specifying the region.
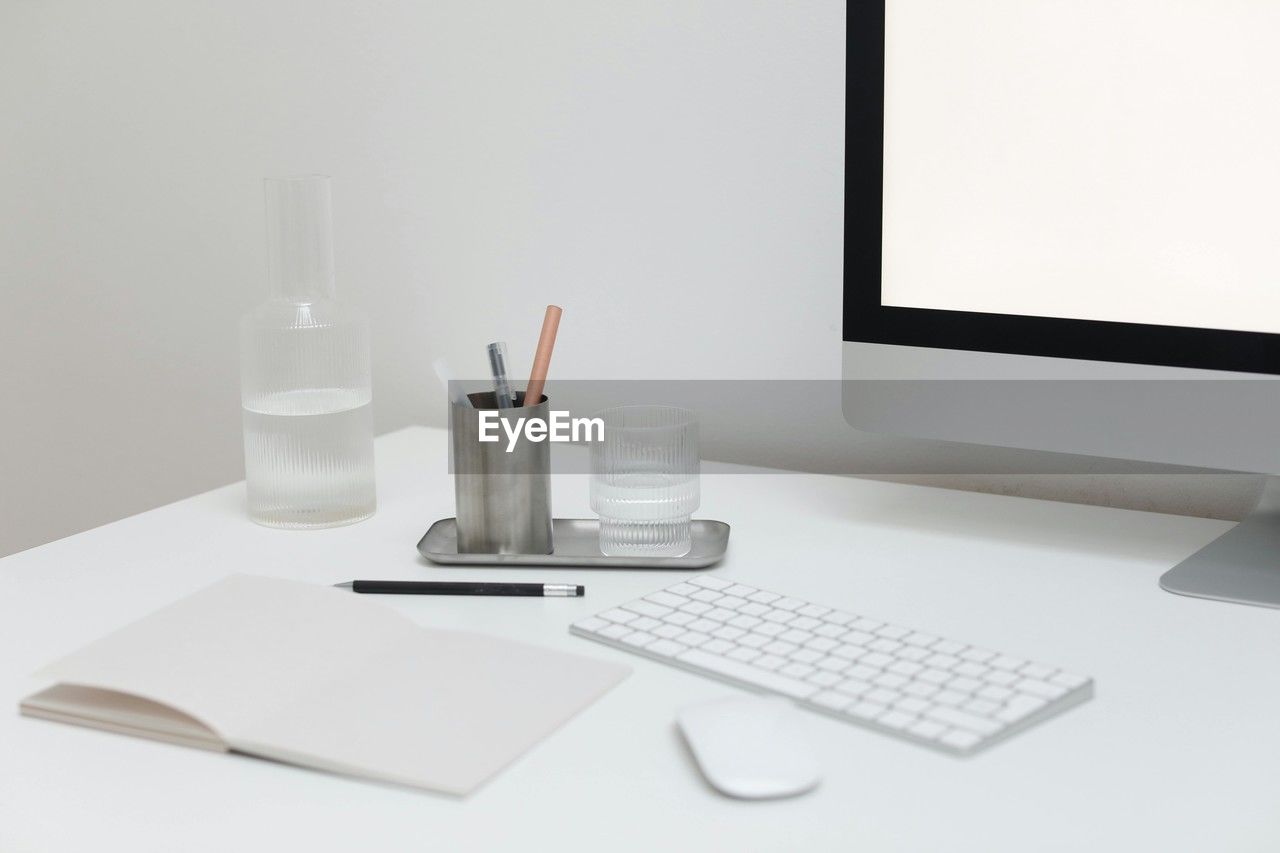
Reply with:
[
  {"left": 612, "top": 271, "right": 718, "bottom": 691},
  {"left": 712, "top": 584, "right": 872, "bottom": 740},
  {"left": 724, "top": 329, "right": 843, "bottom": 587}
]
[{"left": 590, "top": 406, "right": 699, "bottom": 557}]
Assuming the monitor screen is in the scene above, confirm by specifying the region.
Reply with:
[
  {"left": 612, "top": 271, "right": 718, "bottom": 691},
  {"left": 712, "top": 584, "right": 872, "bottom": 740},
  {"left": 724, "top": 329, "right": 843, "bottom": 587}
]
[{"left": 846, "top": 1, "right": 1280, "bottom": 372}]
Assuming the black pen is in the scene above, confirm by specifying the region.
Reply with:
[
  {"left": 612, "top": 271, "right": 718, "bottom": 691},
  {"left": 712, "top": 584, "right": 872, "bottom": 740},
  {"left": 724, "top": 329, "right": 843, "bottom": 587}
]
[{"left": 334, "top": 580, "right": 584, "bottom": 597}]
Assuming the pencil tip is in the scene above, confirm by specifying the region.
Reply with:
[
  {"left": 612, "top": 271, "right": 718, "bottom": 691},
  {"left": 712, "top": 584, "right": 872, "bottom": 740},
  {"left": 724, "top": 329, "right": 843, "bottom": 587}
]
[{"left": 333, "top": 581, "right": 354, "bottom": 589}]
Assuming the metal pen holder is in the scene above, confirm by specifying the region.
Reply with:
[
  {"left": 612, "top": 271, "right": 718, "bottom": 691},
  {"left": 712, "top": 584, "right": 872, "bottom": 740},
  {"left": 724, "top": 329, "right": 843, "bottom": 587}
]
[{"left": 450, "top": 391, "right": 554, "bottom": 554}]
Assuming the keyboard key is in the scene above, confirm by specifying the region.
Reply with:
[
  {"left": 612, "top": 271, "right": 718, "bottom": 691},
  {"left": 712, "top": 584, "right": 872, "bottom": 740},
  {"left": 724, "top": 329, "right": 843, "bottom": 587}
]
[
  {"left": 663, "top": 611, "right": 696, "bottom": 626},
  {"left": 939, "top": 729, "right": 982, "bottom": 751},
  {"left": 705, "top": 607, "right": 736, "bottom": 622},
  {"left": 600, "top": 608, "right": 636, "bottom": 624},
  {"left": 815, "top": 656, "right": 847, "bottom": 672},
  {"left": 869, "top": 638, "right": 903, "bottom": 654},
  {"left": 623, "top": 600, "right": 673, "bottom": 619},
  {"left": 739, "top": 602, "right": 770, "bottom": 617},
  {"left": 677, "top": 631, "right": 711, "bottom": 647},
  {"left": 1017, "top": 678, "right": 1069, "bottom": 700},
  {"left": 984, "top": 669, "right": 1019, "bottom": 686},
  {"left": 716, "top": 596, "right": 748, "bottom": 610},
  {"left": 866, "top": 687, "right": 901, "bottom": 705},
  {"left": 806, "top": 636, "right": 840, "bottom": 652},
  {"left": 949, "top": 676, "right": 982, "bottom": 693},
  {"left": 774, "top": 597, "right": 805, "bottom": 611},
  {"left": 961, "top": 647, "right": 997, "bottom": 663},
  {"left": 754, "top": 654, "right": 787, "bottom": 671},
  {"left": 1021, "top": 663, "right": 1056, "bottom": 680},
  {"left": 925, "top": 653, "right": 960, "bottom": 669},
  {"left": 645, "top": 591, "right": 688, "bottom": 608},
  {"left": 728, "top": 614, "right": 762, "bottom": 630},
  {"left": 873, "top": 672, "right": 909, "bottom": 690},
  {"left": 728, "top": 647, "right": 762, "bottom": 663},
  {"left": 847, "top": 663, "right": 880, "bottom": 681},
  {"left": 690, "top": 589, "right": 722, "bottom": 603},
  {"left": 861, "top": 652, "right": 894, "bottom": 669},
  {"left": 810, "top": 691, "right": 852, "bottom": 711},
  {"left": 628, "top": 616, "right": 660, "bottom": 632},
  {"left": 852, "top": 617, "right": 883, "bottom": 631},
  {"left": 780, "top": 629, "right": 813, "bottom": 644},
  {"left": 996, "top": 695, "right": 1047, "bottom": 723},
  {"left": 876, "top": 625, "right": 911, "bottom": 640},
  {"left": 791, "top": 648, "right": 823, "bottom": 664},
  {"left": 954, "top": 662, "right": 988, "bottom": 678},
  {"left": 692, "top": 576, "right": 732, "bottom": 590},
  {"left": 763, "top": 640, "right": 799, "bottom": 656},
  {"left": 675, "top": 649, "right": 819, "bottom": 699},
  {"left": 748, "top": 591, "right": 780, "bottom": 604},
  {"left": 878, "top": 710, "right": 915, "bottom": 730},
  {"left": 654, "top": 624, "right": 686, "bottom": 639},
  {"left": 931, "top": 640, "right": 965, "bottom": 655},
  {"left": 701, "top": 639, "right": 734, "bottom": 655},
  {"left": 847, "top": 701, "right": 888, "bottom": 721},
  {"left": 620, "top": 631, "right": 656, "bottom": 648},
  {"left": 933, "top": 689, "right": 965, "bottom": 706},
  {"left": 762, "top": 609, "right": 794, "bottom": 624},
  {"left": 895, "top": 696, "right": 931, "bottom": 715},
  {"left": 797, "top": 604, "right": 830, "bottom": 618},
  {"left": 808, "top": 671, "right": 842, "bottom": 687},
  {"left": 739, "top": 633, "right": 770, "bottom": 649},
  {"left": 919, "top": 668, "right": 950, "bottom": 685},
  {"left": 902, "top": 681, "right": 940, "bottom": 699},
  {"left": 823, "top": 611, "right": 857, "bottom": 626},
  {"left": 1052, "top": 671, "right": 1090, "bottom": 690},
  {"left": 963, "top": 698, "right": 999, "bottom": 716},
  {"left": 688, "top": 618, "right": 719, "bottom": 633},
  {"left": 843, "top": 630, "right": 875, "bottom": 646},
  {"left": 756, "top": 622, "right": 787, "bottom": 637},
  {"left": 790, "top": 616, "right": 822, "bottom": 631},
  {"left": 711, "top": 625, "right": 746, "bottom": 641},
  {"left": 908, "top": 719, "right": 947, "bottom": 740},
  {"left": 989, "top": 654, "right": 1025, "bottom": 671},
  {"left": 836, "top": 678, "right": 874, "bottom": 696},
  {"left": 904, "top": 632, "right": 937, "bottom": 647},
  {"left": 925, "top": 705, "right": 1003, "bottom": 735},
  {"left": 833, "top": 644, "right": 865, "bottom": 660},
  {"left": 574, "top": 616, "right": 608, "bottom": 633},
  {"left": 680, "top": 601, "right": 714, "bottom": 615},
  {"left": 976, "top": 684, "right": 1014, "bottom": 702},
  {"left": 599, "top": 623, "right": 631, "bottom": 640},
  {"left": 887, "top": 660, "right": 924, "bottom": 677},
  {"left": 814, "top": 624, "right": 847, "bottom": 639},
  {"left": 897, "top": 646, "right": 930, "bottom": 662},
  {"left": 780, "top": 662, "right": 816, "bottom": 679},
  {"left": 724, "top": 584, "right": 757, "bottom": 597},
  {"left": 646, "top": 639, "right": 685, "bottom": 657},
  {"left": 667, "top": 582, "right": 698, "bottom": 596}
]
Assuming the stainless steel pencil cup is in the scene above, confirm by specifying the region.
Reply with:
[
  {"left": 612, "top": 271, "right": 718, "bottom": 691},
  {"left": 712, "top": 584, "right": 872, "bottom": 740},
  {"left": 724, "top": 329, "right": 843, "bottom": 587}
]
[{"left": 451, "top": 392, "right": 554, "bottom": 554}]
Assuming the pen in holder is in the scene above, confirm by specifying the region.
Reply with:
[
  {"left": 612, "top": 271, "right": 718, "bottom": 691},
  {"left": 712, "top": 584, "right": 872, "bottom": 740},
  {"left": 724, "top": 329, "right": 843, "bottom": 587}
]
[{"left": 451, "top": 391, "right": 554, "bottom": 555}]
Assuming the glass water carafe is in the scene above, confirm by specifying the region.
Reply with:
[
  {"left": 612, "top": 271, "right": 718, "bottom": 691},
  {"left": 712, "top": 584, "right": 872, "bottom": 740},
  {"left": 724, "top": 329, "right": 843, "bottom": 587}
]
[{"left": 239, "top": 175, "right": 376, "bottom": 528}]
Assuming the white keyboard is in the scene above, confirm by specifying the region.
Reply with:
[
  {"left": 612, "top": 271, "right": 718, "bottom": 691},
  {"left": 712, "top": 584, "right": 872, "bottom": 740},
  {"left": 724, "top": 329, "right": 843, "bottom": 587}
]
[{"left": 571, "top": 575, "right": 1094, "bottom": 755}]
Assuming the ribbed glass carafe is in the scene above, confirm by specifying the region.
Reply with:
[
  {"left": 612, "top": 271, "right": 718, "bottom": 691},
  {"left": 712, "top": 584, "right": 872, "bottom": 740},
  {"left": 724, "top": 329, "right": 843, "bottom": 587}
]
[
  {"left": 239, "top": 176, "right": 376, "bottom": 528},
  {"left": 590, "top": 406, "right": 699, "bottom": 557}
]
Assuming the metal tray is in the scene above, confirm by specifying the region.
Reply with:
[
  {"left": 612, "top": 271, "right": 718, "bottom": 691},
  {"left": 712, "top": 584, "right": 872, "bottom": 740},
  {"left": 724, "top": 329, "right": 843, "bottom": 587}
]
[{"left": 417, "top": 518, "right": 730, "bottom": 568}]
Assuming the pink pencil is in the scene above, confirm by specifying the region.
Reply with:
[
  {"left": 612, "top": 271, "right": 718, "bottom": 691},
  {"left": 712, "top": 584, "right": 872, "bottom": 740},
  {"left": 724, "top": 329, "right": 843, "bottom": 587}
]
[{"left": 525, "top": 305, "right": 562, "bottom": 404}]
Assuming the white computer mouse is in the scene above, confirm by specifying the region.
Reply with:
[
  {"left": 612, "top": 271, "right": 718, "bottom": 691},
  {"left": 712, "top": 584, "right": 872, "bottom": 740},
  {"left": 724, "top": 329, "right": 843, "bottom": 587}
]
[{"left": 677, "top": 695, "right": 821, "bottom": 800}]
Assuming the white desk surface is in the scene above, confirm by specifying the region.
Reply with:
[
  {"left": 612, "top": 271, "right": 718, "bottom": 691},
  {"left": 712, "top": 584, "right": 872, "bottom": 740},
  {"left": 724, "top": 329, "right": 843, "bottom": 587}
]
[{"left": 2, "top": 426, "right": 1277, "bottom": 852}]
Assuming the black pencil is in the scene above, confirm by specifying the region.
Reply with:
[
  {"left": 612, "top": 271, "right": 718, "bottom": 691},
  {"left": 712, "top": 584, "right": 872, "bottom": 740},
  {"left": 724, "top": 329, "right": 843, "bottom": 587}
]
[{"left": 334, "top": 580, "right": 583, "bottom": 597}]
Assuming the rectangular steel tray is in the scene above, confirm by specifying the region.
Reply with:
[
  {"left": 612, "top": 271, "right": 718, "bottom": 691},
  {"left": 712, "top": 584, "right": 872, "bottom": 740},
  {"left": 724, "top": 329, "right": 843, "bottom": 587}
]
[{"left": 417, "top": 518, "right": 729, "bottom": 568}]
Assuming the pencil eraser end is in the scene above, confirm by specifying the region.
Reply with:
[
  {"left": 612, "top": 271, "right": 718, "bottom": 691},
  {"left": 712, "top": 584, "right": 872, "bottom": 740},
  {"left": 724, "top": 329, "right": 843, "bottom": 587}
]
[{"left": 575, "top": 585, "right": 585, "bottom": 596}]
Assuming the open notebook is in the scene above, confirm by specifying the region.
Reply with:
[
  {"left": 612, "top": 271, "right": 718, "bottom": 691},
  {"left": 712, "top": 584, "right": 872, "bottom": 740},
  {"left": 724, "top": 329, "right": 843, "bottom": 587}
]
[{"left": 20, "top": 574, "right": 629, "bottom": 795}]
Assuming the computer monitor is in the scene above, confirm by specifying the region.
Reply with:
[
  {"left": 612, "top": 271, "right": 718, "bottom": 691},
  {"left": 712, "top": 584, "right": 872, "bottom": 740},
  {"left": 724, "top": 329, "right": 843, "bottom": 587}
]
[{"left": 842, "top": 1, "right": 1280, "bottom": 608}]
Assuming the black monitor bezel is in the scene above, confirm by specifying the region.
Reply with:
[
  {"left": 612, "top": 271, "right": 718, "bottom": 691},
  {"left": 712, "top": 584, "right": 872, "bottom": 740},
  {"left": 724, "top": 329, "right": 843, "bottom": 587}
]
[{"left": 843, "top": 1, "right": 1280, "bottom": 375}]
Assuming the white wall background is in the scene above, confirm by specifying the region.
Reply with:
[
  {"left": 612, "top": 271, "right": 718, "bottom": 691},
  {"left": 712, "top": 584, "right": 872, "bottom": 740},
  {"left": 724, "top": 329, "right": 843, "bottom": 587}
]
[{"left": 0, "top": 0, "right": 1258, "bottom": 558}]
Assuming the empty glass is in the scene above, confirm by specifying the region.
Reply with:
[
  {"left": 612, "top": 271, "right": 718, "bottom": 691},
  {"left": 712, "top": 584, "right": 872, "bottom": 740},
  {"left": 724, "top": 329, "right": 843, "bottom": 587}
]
[{"left": 590, "top": 406, "right": 699, "bottom": 557}]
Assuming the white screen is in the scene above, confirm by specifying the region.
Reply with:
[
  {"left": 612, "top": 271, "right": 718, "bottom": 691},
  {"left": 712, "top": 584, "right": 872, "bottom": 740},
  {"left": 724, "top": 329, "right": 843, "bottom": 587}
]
[{"left": 882, "top": 0, "right": 1280, "bottom": 334}]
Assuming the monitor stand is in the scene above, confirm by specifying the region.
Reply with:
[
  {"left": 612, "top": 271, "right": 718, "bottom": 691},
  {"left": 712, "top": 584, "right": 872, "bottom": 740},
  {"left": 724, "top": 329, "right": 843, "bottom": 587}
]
[{"left": 1160, "top": 476, "right": 1280, "bottom": 608}]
